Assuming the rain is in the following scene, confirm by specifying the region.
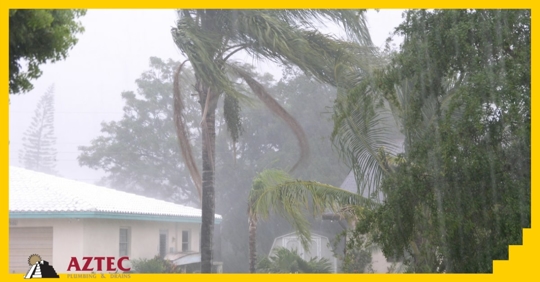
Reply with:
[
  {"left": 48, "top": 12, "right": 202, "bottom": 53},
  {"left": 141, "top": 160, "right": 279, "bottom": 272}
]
[{"left": 8, "top": 9, "right": 530, "bottom": 275}]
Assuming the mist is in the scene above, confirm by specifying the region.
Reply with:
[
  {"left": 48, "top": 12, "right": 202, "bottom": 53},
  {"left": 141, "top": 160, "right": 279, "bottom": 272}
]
[{"left": 9, "top": 9, "right": 404, "bottom": 184}]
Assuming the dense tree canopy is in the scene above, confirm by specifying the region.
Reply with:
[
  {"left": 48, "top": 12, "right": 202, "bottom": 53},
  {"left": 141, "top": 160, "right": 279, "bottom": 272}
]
[
  {"left": 9, "top": 9, "right": 86, "bottom": 94},
  {"left": 78, "top": 57, "right": 201, "bottom": 204},
  {"left": 335, "top": 9, "right": 530, "bottom": 273}
]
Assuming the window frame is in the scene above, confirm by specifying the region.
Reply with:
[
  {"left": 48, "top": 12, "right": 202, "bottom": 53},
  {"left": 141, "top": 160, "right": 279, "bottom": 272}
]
[
  {"left": 181, "top": 230, "right": 190, "bottom": 252},
  {"left": 119, "top": 227, "right": 131, "bottom": 257},
  {"left": 159, "top": 229, "right": 168, "bottom": 258}
]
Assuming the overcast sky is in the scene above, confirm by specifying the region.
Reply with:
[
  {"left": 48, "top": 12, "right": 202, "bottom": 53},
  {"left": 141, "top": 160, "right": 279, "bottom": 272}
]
[{"left": 9, "top": 9, "right": 405, "bottom": 184}]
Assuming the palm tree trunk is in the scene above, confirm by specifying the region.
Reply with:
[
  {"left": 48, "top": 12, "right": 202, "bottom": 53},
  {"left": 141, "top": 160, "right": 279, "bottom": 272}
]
[
  {"left": 248, "top": 211, "right": 258, "bottom": 273},
  {"left": 200, "top": 94, "right": 217, "bottom": 273}
]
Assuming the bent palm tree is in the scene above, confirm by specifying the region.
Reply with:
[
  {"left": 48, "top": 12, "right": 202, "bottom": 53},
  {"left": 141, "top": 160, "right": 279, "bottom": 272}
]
[
  {"left": 247, "top": 169, "right": 377, "bottom": 273},
  {"left": 171, "top": 10, "right": 375, "bottom": 272}
]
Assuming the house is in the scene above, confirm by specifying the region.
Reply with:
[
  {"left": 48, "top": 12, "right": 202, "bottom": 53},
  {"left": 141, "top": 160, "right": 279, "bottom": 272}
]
[
  {"left": 268, "top": 231, "right": 338, "bottom": 272},
  {"left": 8, "top": 166, "right": 222, "bottom": 274}
]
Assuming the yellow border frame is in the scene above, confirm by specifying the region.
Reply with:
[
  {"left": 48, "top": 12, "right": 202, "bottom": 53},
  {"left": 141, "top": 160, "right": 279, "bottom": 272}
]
[{"left": 2, "top": 2, "right": 536, "bottom": 281}]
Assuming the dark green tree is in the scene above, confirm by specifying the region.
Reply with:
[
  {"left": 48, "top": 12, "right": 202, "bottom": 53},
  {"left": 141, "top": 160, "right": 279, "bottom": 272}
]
[
  {"left": 9, "top": 9, "right": 86, "bottom": 94},
  {"left": 78, "top": 57, "right": 201, "bottom": 204},
  {"left": 333, "top": 9, "right": 530, "bottom": 273},
  {"left": 19, "top": 85, "right": 58, "bottom": 175}
]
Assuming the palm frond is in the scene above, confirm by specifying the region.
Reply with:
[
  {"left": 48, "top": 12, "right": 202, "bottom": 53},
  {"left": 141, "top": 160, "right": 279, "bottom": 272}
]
[
  {"left": 332, "top": 80, "right": 403, "bottom": 200},
  {"left": 172, "top": 13, "right": 242, "bottom": 101},
  {"left": 231, "top": 64, "right": 310, "bottom": 172},
  {"left": 227, "top": 10, "right": 376, "bottom": 88},
  {"left": 249, "top": 169, "right": 377, "bottom": 250},
  {"left": 263, "top": 10, "right": 373, "bottom": 48},
  {"left": 173, "top": 61, "right": 202, "bottom": 202},
  {"left": 223, "top": 92, "right": 243, "bottom": 145}
]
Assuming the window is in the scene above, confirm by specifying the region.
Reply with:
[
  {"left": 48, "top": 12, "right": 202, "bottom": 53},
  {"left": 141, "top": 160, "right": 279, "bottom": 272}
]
[
  {"left": 308, "top": 238, "right": 321, "bottom": 259},
  {"left": 182, "top": 230, "right": 190, "bottom": 252},
  {"left": 159, "top": 230, "right": 168, "bottom": 258},
  {"left": 119, "top": 228, "right": 130, "bottom": 257},
  {"left": 283, "top": 236, "right": 322, "bottom": 260},
  {"left": 285, "top": 239, "right": 304, "bottom": 258}
]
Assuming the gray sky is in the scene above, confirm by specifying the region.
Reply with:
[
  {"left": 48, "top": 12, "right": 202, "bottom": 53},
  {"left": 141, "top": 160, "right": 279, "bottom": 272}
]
[{"left": 9, "top": 9, "right": 405, "bottom": 184}]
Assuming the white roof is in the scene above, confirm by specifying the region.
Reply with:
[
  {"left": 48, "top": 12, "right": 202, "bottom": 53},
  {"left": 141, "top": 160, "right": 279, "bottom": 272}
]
[
  {"left": 340, "top": 170, "right": 385, "bottom": 201},
  {"left": 9, "top": 166, "right": 221, "bottom": 222},
  {"left": 274, "top": 231, "right": 328, "bottom": 240}
]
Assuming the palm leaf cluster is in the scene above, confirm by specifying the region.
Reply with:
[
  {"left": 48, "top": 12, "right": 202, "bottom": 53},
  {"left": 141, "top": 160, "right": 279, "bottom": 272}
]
[
  {"left": 332, "top": 77, "right": 404, "bottom": 200},
  {"left": 172, "top": 10, "right": 375, "bottom": 93},
  {"left": 248, "top": 169, "right": 376, "bottom": 253},
  {"left": 331, "top": 61, "right": 464, "bottom": 201},
  {"left": 171, "top": 10, "right": 378, "bottom": 192},
  {"left": 257, "top": 247, "right": 332, "bottom": 273}
]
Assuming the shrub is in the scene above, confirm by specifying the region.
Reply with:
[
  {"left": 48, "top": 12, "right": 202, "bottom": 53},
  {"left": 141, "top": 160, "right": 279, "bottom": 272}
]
[{"left": 130, "top": 256, "right": 179, "bottom": 273}]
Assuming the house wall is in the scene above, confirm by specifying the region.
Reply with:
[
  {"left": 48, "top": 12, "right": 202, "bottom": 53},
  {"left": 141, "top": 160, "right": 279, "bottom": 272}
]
[
  {"left": 269, "top": 232, "right": 403, "bottom": 273},
  {"left": 11, "top": 218, "right": 200, "bottom": 274},
  {"left": 10, "top": 218, "right": 84, "bottom": 274},
  {"left": 370, "top": 248, "right": 394, "bottom": 273},
  {"left": 82, "top": 219, "right": 200, "bottom": 263},
  {"left": 270, "top": 233, "right": 338, "bottom": 273}
]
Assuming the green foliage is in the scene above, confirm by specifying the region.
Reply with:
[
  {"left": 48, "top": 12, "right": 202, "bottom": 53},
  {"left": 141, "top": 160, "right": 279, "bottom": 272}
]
[
  {"left": 223, "top": 93, "right": 243, "bottom": 144},
  {"left": 336, "top": 9, "right": 530, "bottom": 273},
  {"left": 9, "top": 9, "right": 86, "bottom": 94},
  {"left": 332, "top": 225, "right": 374, "bottom": 273},
  {"left": 256, "top": 247, "right": 332, "bottom": 273},
  {"left": 19, "top": 85, "right": 58, "bottom": 175},
  {"left": 172, "top": 10, "right": 374, "bottom": 104},
  {"left": 332, "top": 79, "right": 403, "bottom": 199},
  {"left": 78, "top": 57, "right": 201, "bottom": 204},
  {"left": 249, "top": 169, "right": 376, "bottom": 251},
  {"left": 130, "top": 256, "right": 180, "bottom": 273}
]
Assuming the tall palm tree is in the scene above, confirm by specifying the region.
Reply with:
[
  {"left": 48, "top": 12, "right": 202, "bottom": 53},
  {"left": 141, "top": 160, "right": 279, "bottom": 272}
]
[
  {"left": 247, "top": 169, "right": 376, "bottom": 273},
  {"left": 170, "top": 10, "right": 375, "bottom": 272}
]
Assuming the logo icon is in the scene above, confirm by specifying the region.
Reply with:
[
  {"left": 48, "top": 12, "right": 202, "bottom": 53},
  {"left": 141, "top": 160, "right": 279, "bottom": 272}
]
[{"left": 24, "top": 254, "right": 60, "bottom": 279}]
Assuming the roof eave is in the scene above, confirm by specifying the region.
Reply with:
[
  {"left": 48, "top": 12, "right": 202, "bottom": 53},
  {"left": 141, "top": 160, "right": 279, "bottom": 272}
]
[{"left": 9, "top": 211, "right": 222, "bottom": 225}]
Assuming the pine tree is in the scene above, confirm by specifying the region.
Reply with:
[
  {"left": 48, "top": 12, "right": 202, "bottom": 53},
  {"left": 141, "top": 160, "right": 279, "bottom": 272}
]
[{"left": 19, "top": 85, "right": 58, "bottom": 175}]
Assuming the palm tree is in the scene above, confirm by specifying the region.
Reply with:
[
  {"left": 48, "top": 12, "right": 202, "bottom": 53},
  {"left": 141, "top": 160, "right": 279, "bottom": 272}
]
[
  {"left": 247, "top": 169, "right": 376, "bottom": 273},
  {"left": 170, "top": 10, "right": 375, "bottom": 273}
]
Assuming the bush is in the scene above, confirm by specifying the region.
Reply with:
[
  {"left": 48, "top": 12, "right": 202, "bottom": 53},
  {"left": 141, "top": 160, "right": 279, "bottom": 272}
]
[
  {"left": 256, "top": 247, "right": 332, "bottom": 273},
  {"left": 130, "top": 256, "right": 179, "bottom": 273}
]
